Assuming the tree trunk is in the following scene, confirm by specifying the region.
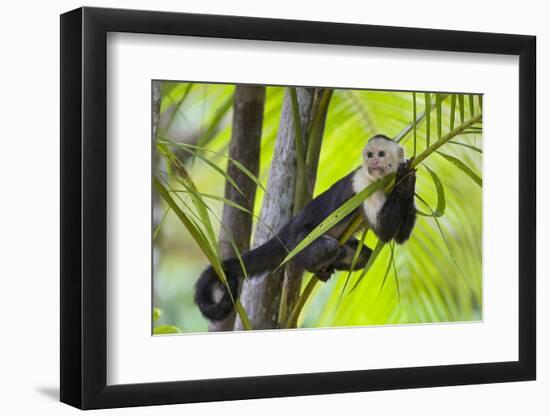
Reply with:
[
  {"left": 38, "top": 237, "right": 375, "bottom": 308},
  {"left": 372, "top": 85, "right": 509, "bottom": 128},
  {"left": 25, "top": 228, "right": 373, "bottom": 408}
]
[
  {"left": 152, "top": 81, "right": 162, "bottom": 235},
  {"left": 152, "top": 81, "right": 162, "bottom": 310},
  {"left": 235, "top": 88, "right": 317, "bottom": 330},
  {"left": 279, "top": 89, "right": 332, "bottom": 326},
  {"left": 209, "top": 85, "right": 266, "bottom": 331}
]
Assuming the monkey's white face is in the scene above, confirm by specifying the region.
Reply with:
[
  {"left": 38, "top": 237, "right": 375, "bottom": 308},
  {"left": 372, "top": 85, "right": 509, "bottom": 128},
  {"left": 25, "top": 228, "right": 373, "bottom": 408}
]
[{"left": 362, "top": 137, "right": 405, "bottom": 179}]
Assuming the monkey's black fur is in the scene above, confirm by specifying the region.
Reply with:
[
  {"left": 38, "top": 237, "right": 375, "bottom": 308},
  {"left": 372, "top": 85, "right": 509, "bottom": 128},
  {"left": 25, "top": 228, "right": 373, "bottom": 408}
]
[
  {"left": 374, "top": 161, "right": 417, "bottom": 244},
  {"left": 194, "top": 161, "right": 416, "bottom": 322}
]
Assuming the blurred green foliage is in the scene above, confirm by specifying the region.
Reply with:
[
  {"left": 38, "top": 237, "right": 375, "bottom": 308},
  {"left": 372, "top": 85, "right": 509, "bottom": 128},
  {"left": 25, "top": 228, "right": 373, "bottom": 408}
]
[
  {"left": 153, "top": 82, "right": 482, "bottom": 333},
  {"left": 152, "top": 307, "right": 181, "bottom": 334}
]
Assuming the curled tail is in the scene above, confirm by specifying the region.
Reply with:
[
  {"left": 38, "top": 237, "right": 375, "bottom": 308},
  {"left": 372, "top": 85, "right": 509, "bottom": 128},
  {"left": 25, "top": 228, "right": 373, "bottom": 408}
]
[
  {"left": 194, "top": 237, "right": 286, "bottom": 322},
  {"left": 194, "top": 262, "right": 240, "bottom": 322}
]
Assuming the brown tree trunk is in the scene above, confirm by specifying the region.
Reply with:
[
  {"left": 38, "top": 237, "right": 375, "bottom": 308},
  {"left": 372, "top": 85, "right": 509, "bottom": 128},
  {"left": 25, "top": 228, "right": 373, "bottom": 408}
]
[
  {"left": 152, "top": 81, "right": 162, "bottom": 236},
  {"left": 235, "top": 88, "right": 319, "bottom": 330},
  {"left": 152, "top": 81, "right": 162, "bottom": 311},
  {"left": 209, "top": 85, "right": 266, "bottom": 332},
  {"left": 279, "top": 89, "right": 332, "bottom": 326}
]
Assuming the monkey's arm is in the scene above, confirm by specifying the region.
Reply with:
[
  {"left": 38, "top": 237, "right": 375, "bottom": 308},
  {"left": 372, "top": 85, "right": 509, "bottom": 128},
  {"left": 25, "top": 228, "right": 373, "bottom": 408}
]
[
  {"left": 394, "top": 177, "right": 416, "bottom": 243},
  {"left": 375, "top": 161, "right": 416, "bottom": 243}
]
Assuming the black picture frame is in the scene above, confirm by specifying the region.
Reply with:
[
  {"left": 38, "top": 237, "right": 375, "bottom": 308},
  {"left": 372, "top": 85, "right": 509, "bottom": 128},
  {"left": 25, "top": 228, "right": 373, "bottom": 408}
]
[{"left": 60, "top": 6, "right": 536, "bottom": 410}]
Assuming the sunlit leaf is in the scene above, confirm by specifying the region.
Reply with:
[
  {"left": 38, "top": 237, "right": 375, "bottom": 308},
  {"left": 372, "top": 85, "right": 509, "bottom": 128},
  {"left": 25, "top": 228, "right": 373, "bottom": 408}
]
[
  {"left": 450, "top": 94, "right": 456, "bottom": 130},
  {"left": 161, "top": 83, "right": 194, "bottom": 136},
  {"left": 160, "top": 139, "right": 267, "bottom": 193},
  {"left": 378, "top": 249, "right": 394, "bottom": 294},
  {"left": 167, "top": 182, "right": 249, "bottom": 279},
  {"left": 436, "top": 151, "right": 482, "bottom": 187},
  {"left": 153, "top": 324, "right": 181, "bottom": 334},
  {"left": 153, "top": 207, "right": 170, "bottom": 240},
  {"left": 412, "top": 92, "right": 417, "bottom": 155},
  {"left": 161, "top": 149, "right": 219, "bottom": 252},
  {"left": 423, "top": 164, "right": 446, "bottom": 217},
  {"left": 158, "top": 142, "right": 247, "bottom": 199},
  {"left": 415, "top": 193, "right": 473, "bottom": 293},
  {"left": 171, "top": 189, "right": 289, "bottom": 251},
  {"left": 436, "top": 93, "right": 442, "bottom": 140},
  {"left": 197, "top": 94, "right": 233, "bottom": 147},
  {"left": 349, "top": 239, "right": 386, "bottom": 294},
  {"left": 449, "top": 141, "right": 482, "bottom": 154},
  {"left": 458, "top": 95, "right": 465, "bottom": 123},
  {"left": 337, "top": 227, "right": 369, "bottom": 310},
  {"left": 153, "top": 308, "right": 162, "bottom": 323},
  {"left": 390, "top": 243, "right": 400, "bottom": 302},
  {"left": 425, "top": 93, "right": 431, "bottom": 147}
]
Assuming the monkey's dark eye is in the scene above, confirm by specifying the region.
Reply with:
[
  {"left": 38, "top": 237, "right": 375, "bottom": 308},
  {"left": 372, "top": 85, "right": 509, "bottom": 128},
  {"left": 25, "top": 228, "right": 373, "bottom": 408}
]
[
  {"left": 367, "top": 152, "right": 373, "bottom": 158},
  {"left": 379, "top": 151, "right": 385, "bottom": 157}
]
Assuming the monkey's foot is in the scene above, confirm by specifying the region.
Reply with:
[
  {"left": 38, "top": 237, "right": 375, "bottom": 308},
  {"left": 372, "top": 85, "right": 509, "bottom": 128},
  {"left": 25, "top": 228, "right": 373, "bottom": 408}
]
[{"left": 315, "top": 268, "right": 334, "bottom": 282}]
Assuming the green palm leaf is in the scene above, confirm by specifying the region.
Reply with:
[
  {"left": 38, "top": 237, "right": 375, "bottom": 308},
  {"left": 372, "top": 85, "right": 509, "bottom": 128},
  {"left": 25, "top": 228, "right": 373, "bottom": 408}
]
[{"left": 436, "top": 151, "right": 482, "bottom": 187}]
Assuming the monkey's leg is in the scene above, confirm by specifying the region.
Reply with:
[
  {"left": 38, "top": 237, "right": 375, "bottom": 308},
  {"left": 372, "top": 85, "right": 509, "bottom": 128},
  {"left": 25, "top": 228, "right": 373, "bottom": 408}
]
[
  {"left": 293, "top": 235, "right": 341, "bottom": 282},
  {"left": 332, "top": 237, "right": 373, "bottom": 271}
]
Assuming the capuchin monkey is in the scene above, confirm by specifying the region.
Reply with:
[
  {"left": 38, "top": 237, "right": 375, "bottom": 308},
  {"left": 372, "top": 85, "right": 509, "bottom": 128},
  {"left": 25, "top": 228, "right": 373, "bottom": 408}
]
[{"left": 194, "top": 135, "right": 417, "bottom": 322}]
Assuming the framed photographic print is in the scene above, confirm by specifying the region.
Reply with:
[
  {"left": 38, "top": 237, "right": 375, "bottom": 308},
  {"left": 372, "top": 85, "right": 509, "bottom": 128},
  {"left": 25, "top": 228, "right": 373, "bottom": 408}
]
[{"left": 60, "top": 6, "right": 536, "bottom": 409}]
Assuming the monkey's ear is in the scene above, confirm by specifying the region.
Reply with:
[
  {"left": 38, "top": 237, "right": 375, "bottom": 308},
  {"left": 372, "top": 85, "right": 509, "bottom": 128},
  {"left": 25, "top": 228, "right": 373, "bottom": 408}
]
[{"left": 397, "top": 146, "right": 405, "bottom": 162}]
